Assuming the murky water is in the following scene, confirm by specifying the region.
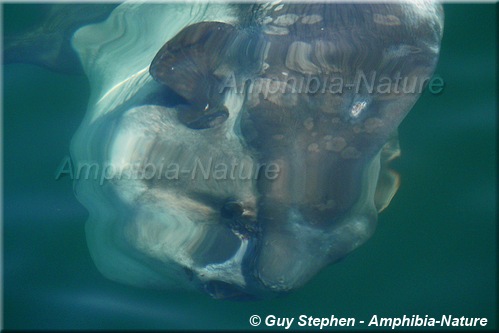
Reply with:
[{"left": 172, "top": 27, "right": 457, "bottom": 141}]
[{"left": 2, "top": 3, "right": 496, "bottom": 330}]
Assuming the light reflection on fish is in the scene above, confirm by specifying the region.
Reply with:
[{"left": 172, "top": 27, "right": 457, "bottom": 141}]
[{"left": 70, "top": 2, "right": 443, "bottom": 300}]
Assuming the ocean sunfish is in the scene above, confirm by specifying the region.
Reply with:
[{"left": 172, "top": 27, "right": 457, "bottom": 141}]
[{"left": 69, "top": 2, "right": 443, "bottom": 300}]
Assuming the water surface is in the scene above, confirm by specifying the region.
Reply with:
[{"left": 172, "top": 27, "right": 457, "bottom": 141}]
[{"left": 2, "top": 3, "right": 496, "bottom": 330}]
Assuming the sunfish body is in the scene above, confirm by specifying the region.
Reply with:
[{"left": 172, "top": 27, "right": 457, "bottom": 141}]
[{"left": 67, "top": 2, "right": 443, "bottom": 299}]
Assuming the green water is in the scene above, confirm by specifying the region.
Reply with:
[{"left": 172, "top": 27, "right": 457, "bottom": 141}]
[{"left": 2, "top": 3, "right": 496, "bottom": 330}]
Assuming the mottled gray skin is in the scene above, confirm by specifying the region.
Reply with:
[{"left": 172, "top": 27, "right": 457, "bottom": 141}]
[{"left": 147, "top": 3, "right": 443, "bottom": 299}]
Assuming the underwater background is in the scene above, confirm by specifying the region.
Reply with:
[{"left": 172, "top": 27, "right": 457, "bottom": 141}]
[{"left": 2, "top": 3, "right": 496, "bottom": 330}]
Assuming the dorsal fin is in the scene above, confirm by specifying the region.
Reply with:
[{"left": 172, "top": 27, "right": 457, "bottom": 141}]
[{"left": 4, "top": 4, "right": 117, "bottom": 75}]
